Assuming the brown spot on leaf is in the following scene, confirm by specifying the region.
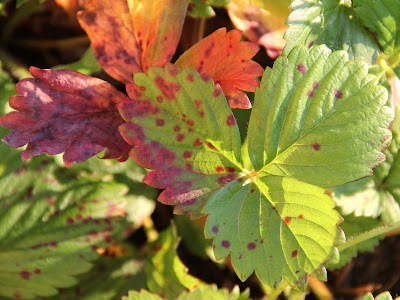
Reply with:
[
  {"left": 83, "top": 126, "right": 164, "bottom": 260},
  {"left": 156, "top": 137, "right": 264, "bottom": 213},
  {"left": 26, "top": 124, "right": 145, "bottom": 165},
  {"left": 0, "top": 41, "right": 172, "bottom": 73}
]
[
  {"left": 20, "top": 271, "right": 30, "bottom": 280},
  {"left": 226, "top": 115, "right": 236, "bottom": 126},
  {"left": 334, "top": 89, "right": 343, "bottom": 98},
  {"left": 176, "top": 134, "right": 185, "bottom": 142},
  {"left": 212, "top": 226, "right": 219, "bottom": 233},
  {"left": 193, "top": 139, "right": 203, "bottom": 146},
  {"left": 173, "top": 125, "right": 181, "bottom": 132},
  {"left": 183, "top": 151, "right": 192, "bottom": 159},
  {"left": 284, "top": 217, "right": 291, "bottom": 225},
  {"left": 292, "top": 250, "right": 299, "bottom": 257},
  {"left": 156, "top": 119, "right": 165, "bottom": 127},
  {"left": 297, "top": 64, "right": 306, "bottom": 74},
  {"left": 187, "top": 74, "right": 194, "bottom": 82}
]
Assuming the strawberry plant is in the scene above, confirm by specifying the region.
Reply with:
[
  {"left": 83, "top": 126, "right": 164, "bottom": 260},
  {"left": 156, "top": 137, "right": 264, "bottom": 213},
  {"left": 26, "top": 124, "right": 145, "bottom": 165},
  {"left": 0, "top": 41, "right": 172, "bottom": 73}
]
[{"left": 0, "top": 0, "right": 400, "bottom": 299}]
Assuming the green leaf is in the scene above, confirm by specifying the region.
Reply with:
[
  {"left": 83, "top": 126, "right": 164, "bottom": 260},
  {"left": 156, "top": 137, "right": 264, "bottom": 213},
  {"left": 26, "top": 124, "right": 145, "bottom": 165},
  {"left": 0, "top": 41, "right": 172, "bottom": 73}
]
[
  {"left": 49, "top": 245, "right": 146, "bottom": 300},
  {"left": 284, "top": 0, "right": 380, "bottom": 65},
  {"left": 333, "top": 104, "right": 400, "bottom": 224},
  {"left": 145, "top": 224, "right": 200, "bottom": 300},
  {"left": 52, "top": 46, "right": 102, "bottom": 76},
  {"left": 118, "top": 45, "right": 393, "bottom": 290},
  {"left": 326, "top": 215, "right": 383, "bottom": 270},
  {"left": 177, "top": 285, "right": 249, "bottom": 300},
  {"left": 187, "top": 0, "right": 230, "bottom": 18},
  {"left": 0, "top": 152, "right": 134, "bottom": 299},
  {"left": 124, "top": 290, "right": 164, "bottom": 300},
  {"left": 362, "top": 291, "right": 397, "bottom": 300},
  {"left": 353, "top": 0, "right": 400, "bottom": 55}
]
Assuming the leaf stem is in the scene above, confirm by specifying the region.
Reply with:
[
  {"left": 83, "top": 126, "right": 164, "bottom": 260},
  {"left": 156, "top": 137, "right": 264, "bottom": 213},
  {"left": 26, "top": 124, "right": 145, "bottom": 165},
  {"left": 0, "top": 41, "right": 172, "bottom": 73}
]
[
  {"left": 197, "top": 17, "right": 207, "bottom": 42},
  {"left": 266, "top": 281, "right": 288, "bottom": 300},
  {"left": 337, "top": 222, "right": 400, "bottom": 252}
]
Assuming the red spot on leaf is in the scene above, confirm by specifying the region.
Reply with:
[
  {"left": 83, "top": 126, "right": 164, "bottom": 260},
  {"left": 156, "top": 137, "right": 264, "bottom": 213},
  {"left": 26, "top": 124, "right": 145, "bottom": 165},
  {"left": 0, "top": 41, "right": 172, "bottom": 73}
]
[
  {"left": 200, "top": 73, "right": 211, "bottom": 82},
  {"left": 156, "top": 119, "right": 165, "bottom": 127},
  {"left": 213, "top": 87, "right": 222, "bottom": 97},
  {"left": 186, "top": 119, "right": 195, "bottom": 126},
  {"left": 226, "top": 167, "right": 236, "bottom": 173},
  {"left": 292, "top": 250, "right": 299, "bottom": 257},
  {"left": 221, "top": 240, "right": 230, "bottom": 248},
  {"left": 194, "top": 99, "right": 202, "bottom": 108},
  {"left": 13, "top": 291, "right": 21, "bottom": 299},
  {"left": 157, "top": 95, "right": 163, "bottom": 103},
  {"left": 308, "top": 40, "right": 314, "bottom": 47},
  {"left": 187, "top": 73, "right": 194, "bottom": 82},
  {"left": 218, "top": 174, "right": 237, "bottom": 185},
  {"left": 215, "top": 166, "right": 224, "bottom": 173},
  {"left": 152, "top": 244, "right": 162, "bottom": 253},
  {"left": 207, "top": 142, "right": 216, "bottom": 149},
  {"left": 50, "top": 241, "right": 58, "bottom": 247},
  {"left": 157, "top": 148, "right": 176, "bottom": 163},
  {"left": 312, "top": 143, "right": 321, "bottom": 151},
  {"left": 251, "top": 189, "right": 254, "bottom": 193},
  {"left": 297, "top": 64, "right": 306, "bottom": 74},
  {"left": 20, "top": 271, "right": 30, "bottom": 280},
  {"left": 91, "top": 245, "right": 98, "bottom": 252},
  {"left": 67, "top": 217, "right": 74, "bottom": 225},
  {"left": 174, "top": 125, "right": 181, "bottom": 132},
  {"left": 185, "top": 163, "right": 193, "bottom": 171},
  {"left": 284, "top": 217, "right": 291, "bottom": 225},
  {"left": 183, "top": 151, "right": 192, "bottom": 159},
  {"left": 169, "top": 66, "right": 179, "bottom": 76},
  {"left": 193, "top": 139, "right": 203, "bottom": 146},
  {"left": 154, "top": 76, "right": 181, "bottom": 101},
  {"left": 299, "top": 214, "right": 304, "bottom": 219},
  {"left": 226, "top": 115, "right": 236, "bottom": 126},
  {"left": 334, "top": 89, "right": 343, "bottom": 98},
  {"left": 176, "top": 134, "right": 185, "bottom": 142},
  {"left": 247, "top": 243, "right": 256, "bottom": 250},
  {"left": 307, "top": 91, "right": 314, "bottom": 97},
  {"left": 204, "top": 42, "right": 215, "bottom": 58},
  {"left": 199, "top": 110, "right": 205, "bottom": 118},
  {"left": 313, "top": 82, "right": 319, "bottom": 89},
  {"left": 34, "top": 269, "right": 41, "bottom": 274}
]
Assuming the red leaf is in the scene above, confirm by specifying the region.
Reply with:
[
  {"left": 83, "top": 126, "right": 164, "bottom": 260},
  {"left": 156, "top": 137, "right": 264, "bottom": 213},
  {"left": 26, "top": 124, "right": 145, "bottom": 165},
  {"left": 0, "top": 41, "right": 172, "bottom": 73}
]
[
  {"left": 77, "top": 0, "right": 142, "bottom": 84},
  {"left": 0, "top": 67, "right": 131, "bottom": 167},
  {"left": 175, "top": 28, "right": 264, "bottom": 109}
]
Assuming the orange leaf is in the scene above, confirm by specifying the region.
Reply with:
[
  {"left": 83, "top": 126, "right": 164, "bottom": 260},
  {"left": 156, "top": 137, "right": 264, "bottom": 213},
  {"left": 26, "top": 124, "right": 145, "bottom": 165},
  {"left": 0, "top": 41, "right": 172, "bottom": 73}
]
[
  {"left": 128, "top": 0, "right": 189, "bottom": 72},
  {"left": 77, "top": 0, "right": 142, "bottom": 84},
  {"left": 78, "top": 0, "right": 188, "bottom": 82},
  {"left": 175, "top": 28, "right": 263, "bottom": 109}
]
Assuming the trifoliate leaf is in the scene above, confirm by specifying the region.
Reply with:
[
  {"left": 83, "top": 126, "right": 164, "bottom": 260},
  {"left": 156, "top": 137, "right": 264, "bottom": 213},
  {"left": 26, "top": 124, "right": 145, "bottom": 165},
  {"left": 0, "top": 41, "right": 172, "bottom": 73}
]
[
  {"left": 118, "top": 45, "right": 393, "bottom": 290},
  {"left": 353, "top": 0, "right": 400, "bottom": 55},
  {"left": 52, "top": 46, "right": 102, "bottom": 76},
  {"left": 77, "top": 0, "right": 188, "bottom": 82},
  {"left": 175, "top": 28, "right": 264, "bottom": 109},
  {"left": 49, "top": 247, "right": 146, "bottom": 299},
  {"left": 0, "top": 68, "right": 131, "bottom": 167},
  {"left": 326, "top": 215, "right": 383, "bottom": 270},
  {"left": 0, "top": 153, "right": 132, "bottom": 299},
  {"left": 284, "top": 0, "right": 380, "bottom": 65},
  {"left": 227, "top": 0, "right": 290, "bottom": 58},
  {"left": 145, "top": 224, "right": 200, "bottom": 300}
]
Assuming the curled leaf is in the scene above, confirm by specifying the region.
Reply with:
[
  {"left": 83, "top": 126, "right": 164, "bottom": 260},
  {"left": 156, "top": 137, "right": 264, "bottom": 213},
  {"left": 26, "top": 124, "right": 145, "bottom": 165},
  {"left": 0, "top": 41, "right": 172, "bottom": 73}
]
[
  {"left": 175, "top": 28, "right": 263, "bottom": 109},
  {"left": 128, "top": 0, "right": 188, "bottom": 72},
  {"left": 77, "top": 0, "right": 142, "bottom": 83},
  {"left": 0, "top": 67, "right": 131, "bottom": 167},
  {"left": 78, "top": 0, "right": 188, "bottom": 82}
]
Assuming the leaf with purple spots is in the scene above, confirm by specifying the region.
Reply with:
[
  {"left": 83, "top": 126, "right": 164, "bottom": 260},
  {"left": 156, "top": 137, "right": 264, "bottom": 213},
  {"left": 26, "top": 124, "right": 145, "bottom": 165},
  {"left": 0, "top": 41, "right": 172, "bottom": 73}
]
[
  {"left": 0, "top": 151, "right": 136, "bottom": 299},
  {"left": 0, "top": 67, "right": 131, "bottom": 168},
  {"left": 175, "top": 28, "right": 264, "bottom": 109},
  {"left": 118, "top": 44, "right": 393, "bottom": 290},
  {"left": 284, "top": 0, "right": 380, "bottom": 65}
]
